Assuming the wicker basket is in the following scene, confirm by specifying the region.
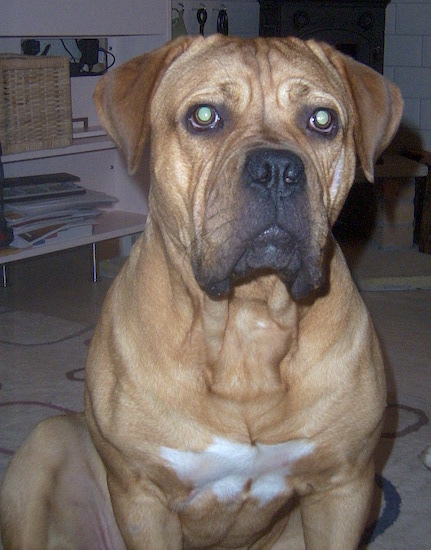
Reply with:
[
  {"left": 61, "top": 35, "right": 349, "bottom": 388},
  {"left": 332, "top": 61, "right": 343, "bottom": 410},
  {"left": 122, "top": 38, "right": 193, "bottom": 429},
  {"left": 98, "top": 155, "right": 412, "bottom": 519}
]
[{"left": 0, "top": 54, "right": 72, "bottom": 155}]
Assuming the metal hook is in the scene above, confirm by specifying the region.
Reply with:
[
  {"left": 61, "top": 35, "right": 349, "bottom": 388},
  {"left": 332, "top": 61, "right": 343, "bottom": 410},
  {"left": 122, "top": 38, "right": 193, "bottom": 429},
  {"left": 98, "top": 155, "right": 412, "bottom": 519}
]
[
  {"left": 196, "top": 5, "right": 208, "bottom": 36},
  {"left": 217, "top": 5, "right": 228, "bottom": 36},
  {"left": 172, "top": 2, "right": 185, "bottom": 16}
]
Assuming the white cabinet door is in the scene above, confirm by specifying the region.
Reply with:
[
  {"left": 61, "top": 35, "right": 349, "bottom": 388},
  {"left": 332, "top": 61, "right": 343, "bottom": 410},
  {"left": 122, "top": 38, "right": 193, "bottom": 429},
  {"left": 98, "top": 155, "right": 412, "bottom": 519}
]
[{"left": 1, "top": 0, "right": 168, "bottom": 37}]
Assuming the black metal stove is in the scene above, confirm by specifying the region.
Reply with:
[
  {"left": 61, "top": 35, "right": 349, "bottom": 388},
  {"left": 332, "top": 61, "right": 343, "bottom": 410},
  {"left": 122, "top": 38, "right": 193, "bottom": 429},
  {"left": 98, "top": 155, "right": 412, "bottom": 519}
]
[{"left": 258, "top": 0, "right": 390, "bottom": 74}]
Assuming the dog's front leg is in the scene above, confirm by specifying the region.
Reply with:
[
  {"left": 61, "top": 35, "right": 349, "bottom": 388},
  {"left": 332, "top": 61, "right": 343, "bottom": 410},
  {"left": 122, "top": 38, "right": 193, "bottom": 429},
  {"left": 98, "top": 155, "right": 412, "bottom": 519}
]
[
  {"left": 108, "top": 482, "right": 183, "bottom": 550},
  {"left": 299, "top": 462, "right": 374, "bottom": 550}
]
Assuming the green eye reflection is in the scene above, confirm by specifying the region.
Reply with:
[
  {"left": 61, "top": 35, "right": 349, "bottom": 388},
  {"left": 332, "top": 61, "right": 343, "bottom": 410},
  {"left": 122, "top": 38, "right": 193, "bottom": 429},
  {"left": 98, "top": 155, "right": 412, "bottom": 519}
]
[
  {"left": 196, "top": 106, "right": 213, "bottom": 123},
  {"left": 189, "top": 105, "right": 222, "bottom": 130},
  {"left": 315, "top": 110, "right": 330, "bottom": 127},
  {"left": 309, "top": 109, "right": 334, "bottom": 133}
]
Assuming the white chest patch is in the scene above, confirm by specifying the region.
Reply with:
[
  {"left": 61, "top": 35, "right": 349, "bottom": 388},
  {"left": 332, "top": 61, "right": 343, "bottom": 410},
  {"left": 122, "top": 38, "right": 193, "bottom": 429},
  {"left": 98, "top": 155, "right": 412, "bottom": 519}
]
[{"left": 160, "top": 437, "right": 314, "bottom": 506}]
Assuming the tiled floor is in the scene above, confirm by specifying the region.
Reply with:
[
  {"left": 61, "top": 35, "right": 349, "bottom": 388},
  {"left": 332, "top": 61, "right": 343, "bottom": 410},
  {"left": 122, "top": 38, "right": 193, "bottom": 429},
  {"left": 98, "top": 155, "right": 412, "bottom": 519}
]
[
  {"left": 342, "top": 240, "right": 431, "bottom": 292},
  {"left": 1, "top": 247, "right": 110, "bottom": 325}
]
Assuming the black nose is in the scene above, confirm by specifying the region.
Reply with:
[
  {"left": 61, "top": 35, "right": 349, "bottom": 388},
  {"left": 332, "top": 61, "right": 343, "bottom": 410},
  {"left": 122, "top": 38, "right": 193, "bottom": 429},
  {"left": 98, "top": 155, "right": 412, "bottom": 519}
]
[{"left": 245, "top": 148, "right": 305, "bottom": 199}]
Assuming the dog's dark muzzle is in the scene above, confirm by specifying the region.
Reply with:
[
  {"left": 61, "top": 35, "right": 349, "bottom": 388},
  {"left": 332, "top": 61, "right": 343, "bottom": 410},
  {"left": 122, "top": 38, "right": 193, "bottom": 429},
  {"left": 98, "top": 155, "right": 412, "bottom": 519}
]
[{"left": 197, "top": 148, "right": 327, "bottom": 300}]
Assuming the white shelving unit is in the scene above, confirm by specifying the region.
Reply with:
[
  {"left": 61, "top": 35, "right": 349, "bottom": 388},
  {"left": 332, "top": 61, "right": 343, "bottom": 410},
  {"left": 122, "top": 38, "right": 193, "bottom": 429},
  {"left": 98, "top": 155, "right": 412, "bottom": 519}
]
[
  {"left": 2, "top": 129, "right": 116, "bottom": 164},
  {"left": 0, "top": 1, "right": 171, "bottom": 280},
  {"left": 0, "top": 130, "right": 147, "bottom": 284}
]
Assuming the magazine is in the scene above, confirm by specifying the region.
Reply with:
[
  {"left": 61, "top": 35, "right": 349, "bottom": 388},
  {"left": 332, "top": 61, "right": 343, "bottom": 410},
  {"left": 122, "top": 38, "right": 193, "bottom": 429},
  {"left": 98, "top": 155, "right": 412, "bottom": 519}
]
[{"left": 4, "top": 188, "right": 118, "bottom": 249}]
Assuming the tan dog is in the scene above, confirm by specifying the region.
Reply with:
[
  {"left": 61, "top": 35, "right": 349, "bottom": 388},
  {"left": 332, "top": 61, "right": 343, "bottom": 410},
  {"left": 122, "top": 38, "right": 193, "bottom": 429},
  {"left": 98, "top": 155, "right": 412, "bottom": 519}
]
[{"left": 1, "top": 35, "right": 402, "bottom": 549}]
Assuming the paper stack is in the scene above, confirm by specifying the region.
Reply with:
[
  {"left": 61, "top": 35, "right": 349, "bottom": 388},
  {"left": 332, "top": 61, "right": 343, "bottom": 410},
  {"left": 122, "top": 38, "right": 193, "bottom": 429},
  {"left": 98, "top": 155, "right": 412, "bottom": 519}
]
[{"left": 3, "top": 174, "right": 118, "bottom": 248}]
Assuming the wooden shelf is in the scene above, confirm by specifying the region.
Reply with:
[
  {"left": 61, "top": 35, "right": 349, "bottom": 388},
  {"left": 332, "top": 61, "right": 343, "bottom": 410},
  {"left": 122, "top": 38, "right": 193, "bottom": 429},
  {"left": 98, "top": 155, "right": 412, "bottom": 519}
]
[{"left": 0, "top": 210, "right": 146, "bottom": 265}]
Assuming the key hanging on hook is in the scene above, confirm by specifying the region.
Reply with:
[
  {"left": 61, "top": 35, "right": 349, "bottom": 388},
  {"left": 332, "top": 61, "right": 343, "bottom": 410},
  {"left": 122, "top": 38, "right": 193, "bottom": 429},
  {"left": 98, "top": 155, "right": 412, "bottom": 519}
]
[{"left": 197, "top": 6, "right": 208, "bottom": 36}]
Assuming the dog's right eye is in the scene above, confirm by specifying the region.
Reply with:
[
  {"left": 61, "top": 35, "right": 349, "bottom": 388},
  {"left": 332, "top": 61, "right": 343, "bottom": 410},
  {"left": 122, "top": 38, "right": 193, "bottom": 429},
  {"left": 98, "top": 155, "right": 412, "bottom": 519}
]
[{"left": 189, "top": 105, "right": 222, "bottom": 131}]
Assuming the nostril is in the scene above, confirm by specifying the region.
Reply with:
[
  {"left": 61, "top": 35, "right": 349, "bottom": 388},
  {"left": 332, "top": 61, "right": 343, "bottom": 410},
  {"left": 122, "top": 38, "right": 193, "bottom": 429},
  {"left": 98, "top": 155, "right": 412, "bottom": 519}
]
[
  {"left": 254, "top": 161, "right": 272, "bottom": 184},
  {"left": 283, "top": 163, "right": 300, "bottom": 185},
  {"left": 247, "top": 157, "right": 272, "bottom": 184}
]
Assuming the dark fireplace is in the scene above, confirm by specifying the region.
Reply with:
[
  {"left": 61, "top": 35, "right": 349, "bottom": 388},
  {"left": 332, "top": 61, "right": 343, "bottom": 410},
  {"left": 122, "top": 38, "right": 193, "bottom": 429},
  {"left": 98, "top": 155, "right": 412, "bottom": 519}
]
[{"left": 258, "top": 0, "right": 390, "bottom": 74}]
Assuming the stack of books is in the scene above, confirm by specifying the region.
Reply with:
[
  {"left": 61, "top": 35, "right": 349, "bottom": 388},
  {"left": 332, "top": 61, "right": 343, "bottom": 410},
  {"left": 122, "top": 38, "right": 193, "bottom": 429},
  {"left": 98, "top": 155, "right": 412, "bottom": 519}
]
[{"left": 3, "top": 173, "right": 118, "bottom": 248}]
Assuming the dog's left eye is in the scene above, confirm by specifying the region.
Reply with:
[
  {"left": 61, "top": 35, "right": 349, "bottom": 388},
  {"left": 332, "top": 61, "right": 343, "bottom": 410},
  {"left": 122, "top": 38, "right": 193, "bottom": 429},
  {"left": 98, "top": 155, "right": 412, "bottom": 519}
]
[
  {"left": 189, "top": 105, "right": 222, "bottom": 131},
  {"left": 308, "top": 109, "right": 335, "bottom": 134}
]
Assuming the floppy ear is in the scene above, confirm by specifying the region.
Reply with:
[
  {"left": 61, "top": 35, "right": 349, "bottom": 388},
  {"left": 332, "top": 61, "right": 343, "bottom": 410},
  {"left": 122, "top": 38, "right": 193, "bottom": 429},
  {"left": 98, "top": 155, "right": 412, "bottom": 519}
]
[
  {"left": 316, "top": 42, "right": 404, "bottom": 182},
  {"left": 94, "top": 36, "right": 199, "bottom": 174}
]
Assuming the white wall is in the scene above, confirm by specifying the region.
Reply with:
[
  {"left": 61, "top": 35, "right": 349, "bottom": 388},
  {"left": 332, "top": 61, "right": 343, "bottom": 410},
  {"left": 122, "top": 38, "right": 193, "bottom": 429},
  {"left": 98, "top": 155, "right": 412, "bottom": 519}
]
[
  {"left": 384, "top": 0, "right": 431, "bottom": 150},
  {"left": 0, "top": 0, "right": 168, "bottom": 37}
]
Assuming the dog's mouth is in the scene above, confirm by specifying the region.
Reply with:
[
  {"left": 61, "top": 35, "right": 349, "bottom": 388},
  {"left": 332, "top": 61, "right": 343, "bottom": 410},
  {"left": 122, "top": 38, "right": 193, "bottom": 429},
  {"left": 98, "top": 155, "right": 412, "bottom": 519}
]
[
  {"left": 200, "top": 225, "right": 325, "bottom": 300},
  {"left": 194, "top": 147, "right": 329, "bottom": 300},
  {"left": 235, "top": 226, "right": 296, "bottom": 272}
]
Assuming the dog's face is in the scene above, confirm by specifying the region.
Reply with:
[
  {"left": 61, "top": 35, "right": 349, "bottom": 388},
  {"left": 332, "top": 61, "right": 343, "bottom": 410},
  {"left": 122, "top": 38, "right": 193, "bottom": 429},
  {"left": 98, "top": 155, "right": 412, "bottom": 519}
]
[{"left": 95, "top": 35, "right": 403, "bottom": 299}]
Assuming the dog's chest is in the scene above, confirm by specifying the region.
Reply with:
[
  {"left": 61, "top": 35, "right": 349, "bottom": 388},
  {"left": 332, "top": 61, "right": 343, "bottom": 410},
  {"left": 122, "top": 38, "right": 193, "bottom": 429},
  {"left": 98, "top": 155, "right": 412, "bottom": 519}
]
[{"left": 160, "top": 437, "right": 314, "bottom": 506}]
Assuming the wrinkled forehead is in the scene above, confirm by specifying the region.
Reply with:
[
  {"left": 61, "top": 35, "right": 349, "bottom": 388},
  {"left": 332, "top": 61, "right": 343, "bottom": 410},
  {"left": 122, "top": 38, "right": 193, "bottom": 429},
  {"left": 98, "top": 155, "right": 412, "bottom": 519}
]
[{"left": 154, "top": 37, "right": 345, "bottom": 112}]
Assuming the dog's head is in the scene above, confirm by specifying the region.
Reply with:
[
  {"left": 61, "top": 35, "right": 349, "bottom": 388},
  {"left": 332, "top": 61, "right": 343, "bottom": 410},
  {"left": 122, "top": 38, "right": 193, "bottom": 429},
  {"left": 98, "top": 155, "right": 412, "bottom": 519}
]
[{"left": 95, "top": 35, "right": 403, "bottom": 299}]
